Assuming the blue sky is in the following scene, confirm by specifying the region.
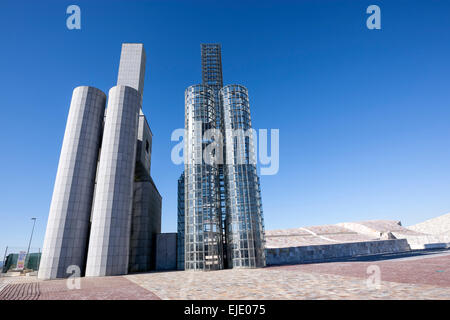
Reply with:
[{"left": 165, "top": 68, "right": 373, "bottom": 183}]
[{"left": 1, "top": 0, "right": 450, "bottom": 257}]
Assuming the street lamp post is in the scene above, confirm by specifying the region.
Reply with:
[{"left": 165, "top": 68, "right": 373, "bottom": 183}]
[
  {"left": 2, "top": 246, "right": 7, "bottom": 272},
  {"left": 25, "top": 218, "right": 37, "bottom": 269}
]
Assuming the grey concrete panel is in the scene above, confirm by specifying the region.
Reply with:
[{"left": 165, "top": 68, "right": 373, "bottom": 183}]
[
  {"left": 38, "top": 86, "right": 106, "bottom": 279},
  {"left": 117, "top": 43, "right": 146, "bottom": 100},
  {"left": 265, "top": 239, "right": 411, "bottom": 266},
  {"left": 155, "top": 233, "right": 177, "bottom": 271},
  {"left": 135, "top": 111, "right": 152, "bottom": 179},
  {"left": 128, "top": 180, "right": 162, "bottom": 273}
]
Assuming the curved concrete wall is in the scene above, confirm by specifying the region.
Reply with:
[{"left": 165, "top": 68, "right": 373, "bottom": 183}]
[
  {"left": 85, "top": 85, "right": 141, "bottom": 277},
  {"left": 39, "top": 86, "right": 106, "bottom": 280}
]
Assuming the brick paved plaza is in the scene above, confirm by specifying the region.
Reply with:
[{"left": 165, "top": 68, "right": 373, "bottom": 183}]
[{"left": 1, "top": 250, "right": 449, "bottom": 300}]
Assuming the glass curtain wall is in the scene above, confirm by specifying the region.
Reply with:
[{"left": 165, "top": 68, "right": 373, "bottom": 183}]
[
  {"left": 184, "top": 85, "right": 223, "bottom": 270},
  {"left": 176, "top": 172, "right": 185, "bottom": 270},
  {"left": 201, "top": 44, "right": 228, "bottom": 267},
  {"left": 221, "top": 85, "right": 266, "bottom": 268}
]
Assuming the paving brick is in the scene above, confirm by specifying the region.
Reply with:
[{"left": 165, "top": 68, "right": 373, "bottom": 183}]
[{"left": 1, "top": 250, "right": 449, "bottom": 300}]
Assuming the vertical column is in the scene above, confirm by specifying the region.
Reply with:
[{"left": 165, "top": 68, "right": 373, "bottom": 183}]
[
  {"left": 38, "top": 86, "right": 106, "bottom": 279},
  {"left": 85, "top": 85, "right": 141, "bottom": 277},
  {"left": 117, "top": 43, "right": 146, "bottom": 103},
  {"left": 200, "top": 44, "right": 227, "bottom": 266},
  {"left": 184, "top": 85, "right": 223, "bottom": 270},
  {"left": 201, "top": 43, "right": 223, "bottom": 127},
  {"left": 221, "top": 85, "right": 266, "bottom": 268},
  {"left": 176, "top": 172, "right": 185, "bottom": 270}
]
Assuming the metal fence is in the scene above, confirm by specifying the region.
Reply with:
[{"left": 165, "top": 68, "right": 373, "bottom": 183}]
[{"left": 1, "top": 246, "right": 41, "bottom": 273}]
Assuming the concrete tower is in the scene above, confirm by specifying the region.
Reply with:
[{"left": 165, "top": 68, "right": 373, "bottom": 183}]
[
  {"left": 117, "top": 43, "right": 146, "bottom": 99},
  {"left": 38, "top": 86, "right": 106, "bottom": 280},
  {"left": 85, "top": 85, "right": 141, "bottom": 276},
  {"left": 39, "top": 43, "right": 161, "bottom": 279},
  {"left": 85, "top": 44, "right": 146, "bottom": 277}
]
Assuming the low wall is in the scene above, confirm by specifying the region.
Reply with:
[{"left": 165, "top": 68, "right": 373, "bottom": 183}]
[
  {"left": 393, "top": 234, "right": 450, "bottom": 250},
  {"left": 265, "top": 239, "right": 411, "bottom": 266}
]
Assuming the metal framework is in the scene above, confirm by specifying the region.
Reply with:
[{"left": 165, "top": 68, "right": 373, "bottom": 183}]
[
  {"left": 201, "top": 44, "right": 228, "bottom": 267},
  {"left": 201, "top": 45, "right": 223, "bottom": 89}
]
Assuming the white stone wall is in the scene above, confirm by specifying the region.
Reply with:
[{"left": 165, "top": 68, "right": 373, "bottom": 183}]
[
  {"left": 393, "top": 234, "right": 450, "bottom": 250},
  {"left": 85, "top": 85, "right": 140, "bottom": 277},
  {"left": 38, "top": 86, "right": 106, "bottom": 280}
]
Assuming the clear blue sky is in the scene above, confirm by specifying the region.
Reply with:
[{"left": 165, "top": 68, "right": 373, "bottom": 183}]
[{"left": 1, "top": 0, "right": 450, "bottom": 257}]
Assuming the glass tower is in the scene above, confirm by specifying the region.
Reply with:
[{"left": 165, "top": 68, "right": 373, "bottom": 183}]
[
  {"left": 184, "top": 85, "right": 223, "bottom": 270},
  {"left": 181, "top": 44, "right": 265, "bottom": 271},
  {"left": 221, "top": 85, "right": 266, "bottom": 268}
]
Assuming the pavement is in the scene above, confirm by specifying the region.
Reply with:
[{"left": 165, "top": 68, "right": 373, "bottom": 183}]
[
  {"left": 288, "top": 249, "right": 450, "bottom": 288},
  {"left": 1, "top": 249, "right": 449, "bottom": 300}
]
